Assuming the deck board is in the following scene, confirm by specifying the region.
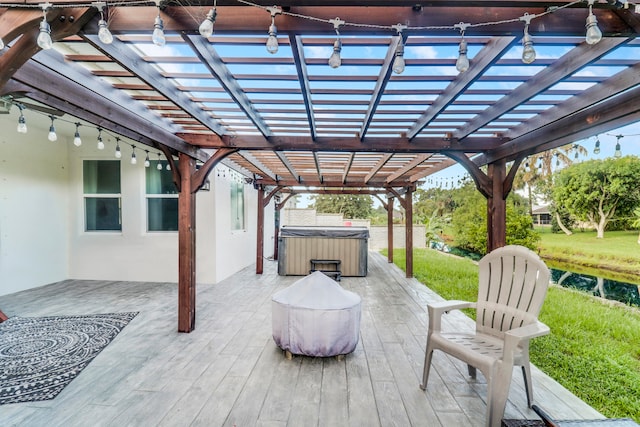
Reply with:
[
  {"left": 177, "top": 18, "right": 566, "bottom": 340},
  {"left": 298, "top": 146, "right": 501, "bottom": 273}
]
[{"left": 0, "top": 251, "right": 604, "bottom": 426}]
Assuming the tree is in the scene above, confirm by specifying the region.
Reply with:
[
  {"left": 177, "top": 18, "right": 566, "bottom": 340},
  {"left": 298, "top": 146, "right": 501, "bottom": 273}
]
[
  {"left": 450, "top": 182, "right": 539, "bottom": 254},
  {"left": 310, "top": 194, "right": 373, "bottom": 219},
  {"left": 551, "top": 156, "right": 640, "bottom": 238},
  {"left": 632, "top": 207, "right": 640, "bottom": 245}
]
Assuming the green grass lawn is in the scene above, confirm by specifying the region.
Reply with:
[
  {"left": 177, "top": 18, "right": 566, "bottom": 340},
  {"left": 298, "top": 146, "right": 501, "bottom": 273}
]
[
  {"left": 536, "top": 229, "right": 640, "bottom": 283},
  {"left": 383, "top": 248, "right": 640, "bottom": 422}
]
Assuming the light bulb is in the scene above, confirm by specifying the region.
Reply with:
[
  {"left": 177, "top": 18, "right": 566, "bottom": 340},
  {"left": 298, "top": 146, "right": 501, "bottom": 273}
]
[
  {"left": 157, "top": 161, "right": 163, "bottom": 170},
  {"left": 614, "top": 142, "right": 622, "bottom": 158},
  {"left": 131, "top": 150, "right": 137, "bottom": 165},
  {"left": 585, "top": 13, "right": 602, "bottom": 45},
  {"left": 521, "top": 30, "right": 536, "bottom": 64},
  {"left": 152, "top": 15, "right": 166, "bottom": 47},
  {"left": 97, "top": 129, "right": 105, "bottom": 150},
  {"left": 328, "top": 39, "right": 342, "bottom": 68},
  {"left": 392, "top": 44, "right": 405, "bottom": 74},
  {"left": 73, "top": 124, "right": 82, "bottom": 146},
  {"left": 115, "top": 143, "right": 122, "bottom": 158},
  {"left": 48, "top": 125, "right": 57, "bottom": 142},
  {"left": 98, "top": 19, "right": 113, "bottom": 44},
  {"left": 455, "top": 39, "right": 469, "bottom": 73},
  {"left": 166, "top": 163, "right": 171, "bottom": 171},
  {"left": 0, "top": 37, "right": 4, "bottom": 50},
  {"left": 266, "top": 23, "right": 278, "bottom": 54},
  {"left": 144, "top": 152, "right": 151, "bottom": 167},
  {"left": 37, "top": 19, "right": 53, "bottom": 50},
  {"left": 17, "top": 114, "right": 27, "bottom": 134},
  {"left": 593, "top": 139, "right": 601, "bottom": 154},
  {"left": 199, "top": 8, "right": 216, "bottom": 38}
]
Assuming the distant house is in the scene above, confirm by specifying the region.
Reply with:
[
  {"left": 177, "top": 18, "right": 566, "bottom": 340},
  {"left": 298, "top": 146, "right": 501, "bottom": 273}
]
[{"left": 532, "top": 205, "right": 551, "bottom": 226}]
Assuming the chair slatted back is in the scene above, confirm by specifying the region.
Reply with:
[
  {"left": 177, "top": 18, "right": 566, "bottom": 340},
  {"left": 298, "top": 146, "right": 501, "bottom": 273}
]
[{"left": 476, "top": 245, "right": 550, "bottom": 337}]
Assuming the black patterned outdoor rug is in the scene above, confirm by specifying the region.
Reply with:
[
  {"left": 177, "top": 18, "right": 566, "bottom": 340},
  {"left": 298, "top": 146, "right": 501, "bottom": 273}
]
[{"left": 0, "top": 312, "right": 137, "bottom": 405}]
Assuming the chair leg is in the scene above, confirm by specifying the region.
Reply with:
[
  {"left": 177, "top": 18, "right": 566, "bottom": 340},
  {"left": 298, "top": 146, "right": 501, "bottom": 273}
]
[
  {"left": 486, "top": 365, "right": 513, "bottom": 427},
  {"left": 468, "top": 364, "right": 477, "bottom": 379},
  {"left": 521, "top": 364, "right": 534, "bottom": 407},
  {"left": 420, "top": 342, "right": 435, "bottom": 390}
]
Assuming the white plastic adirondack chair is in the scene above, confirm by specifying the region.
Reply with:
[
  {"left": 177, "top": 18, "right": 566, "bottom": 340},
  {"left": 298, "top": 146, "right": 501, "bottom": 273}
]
[{"left": 420, "top": 245, "right": 551, "bottom": 427}]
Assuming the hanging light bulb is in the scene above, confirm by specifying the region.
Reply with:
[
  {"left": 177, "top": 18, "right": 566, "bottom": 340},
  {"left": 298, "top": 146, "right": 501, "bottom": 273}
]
[
  {"left": 166, "top": 162, "right": 171, "bottom": 171},
  {"left": 265, "top": 6, "right": 281, "bottom": 54},
  {"left": 199, "top": 7, "right": 217, "bottom": 38},
  {"left": 115, "top": 138, "right": 122, "bottom": 158},
  {"left": 97, "top": 4, "right": 113, "bottom": 45},
  {"left": 97, "top": 127, "right": 105, "bottom": 150},
  {"left": 16, "top": 105, "right": 27, "bottom": 134},
  {"left": 144, "top": 150, "right": 151, "bottom": 167},
  {"left": 574, "top": 144, "right": 579, "bottom": 160},
  {"left": 157, "top": 153, "right": 163, "bottom": 170},
  {"left": 37, "top": 6, "right": 53, "bottom": 50},
  {"left": 454, "top": 23, "right": 470, "bottom": 73},
  {"left": 391, "top": 24, "right": 407, "bottom": 75},
  {"left": 152, "top": 1, "right": 166, "bottom": 47},
  {"left": 73, "top": 122, "right": 82, "bottom": 146},
  {"left": 593, "top": 135, "right": 601, "bottom": 154},
  {"left": 525, "top": 161, "right": 530, "bottom": 172},
  {"left": 328, "top": 18, "right": 345, "bottom": 69},
  {"left": 520, "top": 14, "right": 536, "bottom": 64},
  {"left": 614, "top": 135, "right": 622, "bottom": 158},
  {"left": 47, "top": 115, "right": 57, "bottom": 141},
  {"left": 131, "top": 146, "right": 137, "bottom": 165},
  {"left": 586, "top": 0, "right": 603, "bottom": 45}
]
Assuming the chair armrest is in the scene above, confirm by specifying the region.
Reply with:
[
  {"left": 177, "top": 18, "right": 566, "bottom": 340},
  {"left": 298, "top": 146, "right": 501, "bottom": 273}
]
[
  {"left": 503, "top": 321, "right": 550, "bottom": 361},
  {"left": 427, "top": 300, "right": 475, "bottom": 333}
]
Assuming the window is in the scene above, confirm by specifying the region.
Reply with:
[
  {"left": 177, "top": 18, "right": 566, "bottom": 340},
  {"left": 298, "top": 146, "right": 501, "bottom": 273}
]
[
  {"left": 230, "top": 176, "right": 245, "bottom": 230},
  {"left": 83, "top": 160, "right": 121, "bottom": 231},
  {"left": 146, "top": 160, "right": 178, "bottom": 231}
]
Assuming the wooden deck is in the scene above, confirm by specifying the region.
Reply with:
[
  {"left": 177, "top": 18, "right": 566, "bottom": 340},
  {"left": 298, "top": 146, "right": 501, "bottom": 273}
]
[{"left": 0, "top": 251, "right": 602, "bottom": 426}]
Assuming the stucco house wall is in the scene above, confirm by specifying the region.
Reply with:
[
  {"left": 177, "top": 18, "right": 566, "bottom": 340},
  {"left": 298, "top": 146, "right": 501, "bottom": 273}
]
[{"left": 0, "top": 111, "right": 268, "bottom": 297}]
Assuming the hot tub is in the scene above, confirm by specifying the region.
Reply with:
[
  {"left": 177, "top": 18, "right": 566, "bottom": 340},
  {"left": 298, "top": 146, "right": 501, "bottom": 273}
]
[{"left": 277, "top": 226, "right": 369, "bottom": 277}]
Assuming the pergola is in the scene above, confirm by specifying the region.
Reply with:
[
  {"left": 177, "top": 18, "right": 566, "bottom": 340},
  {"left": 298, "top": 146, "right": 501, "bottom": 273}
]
[{"left": 1, "top": 0, "right": 639, "bottom": 332}]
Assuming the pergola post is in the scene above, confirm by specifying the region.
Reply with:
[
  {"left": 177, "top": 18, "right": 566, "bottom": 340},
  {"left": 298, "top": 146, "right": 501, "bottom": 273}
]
[
  {"left": 256, "top": 185, "right": 265, "bottom": 274},
  {"left": 178, "top": 153, "right": 197, "bottom": 332},
  {"left": 405, "top": 186, "right": 414, "bottom": 278},
  {"left": 387, "top": 196, "right": 394, "bottom": 263},
  {"left": 487, "top": 159, "right": 507, "bottom": 252},
  {"left": 273, "top": 196, "right": 281, "bottom": 261}
]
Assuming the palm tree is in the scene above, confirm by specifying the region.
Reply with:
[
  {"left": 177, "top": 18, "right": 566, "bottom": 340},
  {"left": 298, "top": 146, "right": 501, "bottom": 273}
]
[{"left": 516, "top": 143, "right": 587, "bottom": 234}]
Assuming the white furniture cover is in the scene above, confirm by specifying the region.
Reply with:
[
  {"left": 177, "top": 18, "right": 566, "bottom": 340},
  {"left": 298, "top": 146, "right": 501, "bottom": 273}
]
[{"left": 272, "top": 271, "right": 362, "bottom": 357}]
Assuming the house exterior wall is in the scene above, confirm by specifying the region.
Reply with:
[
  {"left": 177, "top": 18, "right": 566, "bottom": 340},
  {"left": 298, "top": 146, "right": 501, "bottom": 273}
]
[
  {"left": 0, "top": 112, "right": 265, "bottom": 296},
  {"left": 0, "top": 112, "right": 70, "bottom": 296}
]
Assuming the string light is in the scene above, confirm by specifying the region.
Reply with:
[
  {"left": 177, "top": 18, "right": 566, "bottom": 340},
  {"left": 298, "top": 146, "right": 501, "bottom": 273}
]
[
  {"left": 73, "top": 122, "right": 82, "bottom": 146},
  {"left": 520, "top": 13, "right": 536, "bottom": 64},
  {"left": 265, "top": 6, "right": 281, "bottom": 54},
  {"left": 157, "top": 153, "right": 163, "bottom": 170},
  {"left": 391, "top": 24, "right": 407, "bottom": 74},
  {"left": 96, "top": 127, "right": 104, "bottom": 150},
  {"left": 585, "top": 0, "right": 603, "bottom": 45},
  {"left": 130, "top": 145, "right": 137, "bottom": 165},
  {"left": 328, "top": 18, "right": 345, "bottom": 69},
  {"left": 614, "top": 135, "right": 622, "bottom": 158},
  {"left": 115, "top": 137, "right": 122, "bottom": 158},
  {"left": 152, "top": 0, "right": 166, "bottom": 47},
  {"left": 199, "top": 4, "right": 217, "bottom": 38},
  {"left": 144, "top": 150, "right": 151, "bottom": 167},
  {"left": 37, "top": 4, "right": 53, "bottom": 50},
  {"left": 454, "top": 23, "right": 470, "bottom": 73},
  {"left": 95, "top": 2, "right": 113, "bottom": 44},
  {"left": 16, "top": 105, "right": 27, "bottom": 134},
  {"left": 593, "top": 135, "right": 601, "bottom": 154},
  {"left": 47, "top": 115, "right": 57, "bottom": 141},
  {"left": 166, "top": 162, "right": 171, "bottom": 171}
]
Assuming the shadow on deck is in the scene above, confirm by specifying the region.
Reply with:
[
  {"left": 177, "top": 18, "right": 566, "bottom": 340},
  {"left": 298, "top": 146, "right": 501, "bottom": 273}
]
[{"left": 0, "top": 251, "right": 602, "bottom": 426}]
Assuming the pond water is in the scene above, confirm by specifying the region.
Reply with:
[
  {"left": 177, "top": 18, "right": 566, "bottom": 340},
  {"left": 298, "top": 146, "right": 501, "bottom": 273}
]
[{"left": 550, "top": 268, "right": 640, "bottom": 307}]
